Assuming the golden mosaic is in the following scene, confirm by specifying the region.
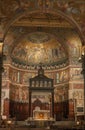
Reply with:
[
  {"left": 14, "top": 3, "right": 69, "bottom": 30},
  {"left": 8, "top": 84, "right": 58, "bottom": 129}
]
[{"left": 11, "top": 32, "right": 67, "bottom": 66}]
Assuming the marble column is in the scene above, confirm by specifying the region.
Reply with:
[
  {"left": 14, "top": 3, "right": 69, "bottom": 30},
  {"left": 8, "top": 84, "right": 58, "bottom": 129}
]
[
  {"left": 0, "top": 40, "right": 3, "bottom": 118},
  {"left": 81, "top": 51, "right": 85, "bottom": 121}
]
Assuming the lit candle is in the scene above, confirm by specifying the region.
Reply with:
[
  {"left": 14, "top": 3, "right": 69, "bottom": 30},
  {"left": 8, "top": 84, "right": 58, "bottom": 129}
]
[
  {"left": 0, "top": 40, "right": 3, "bottom": 55},
  {"left": 82, "top": 46, "right": 85, "bottom": 56}
]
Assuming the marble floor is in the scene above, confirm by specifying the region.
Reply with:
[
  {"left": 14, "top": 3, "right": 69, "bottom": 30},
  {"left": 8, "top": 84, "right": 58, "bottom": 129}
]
[{"left": 0, "top": 121, "right": 85, "bottom": 130}]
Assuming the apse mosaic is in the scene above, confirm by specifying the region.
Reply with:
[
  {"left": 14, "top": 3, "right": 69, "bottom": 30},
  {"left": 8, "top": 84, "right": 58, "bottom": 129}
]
[
  {"left": 11, "top": 32, "right": 67, "bottom": 66},
  {"left": 4, "top": 27, "right": 82, "bottom": 69},
  {"left": 28, "top": 32, "right": 51, "bottom": 43},
  {"left": 53, "top": 28, "right": 82, "bottom": 59}
]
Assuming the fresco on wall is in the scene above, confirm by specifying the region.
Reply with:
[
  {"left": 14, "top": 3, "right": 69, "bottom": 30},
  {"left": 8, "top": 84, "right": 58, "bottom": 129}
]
[
  {"left": 9, "top": 67, "right": 36, "bottom": 85},
  {"left": 2, "top": 81, "right": 9, "bottom": 116},
  {"left": 9, "top": 68, "right": 18, "bottom": 83},
  {"left": 67, "top": 39, "right": 81, "bottom": 57},
  {"left": 2, "top": 66, "right": 9, "bottom": 80},
  {"left": 10, "top": 84, "right": 28, "bottom": 102},
  {"left": 73, "top": 90, "right": 84, "bottom": 107},
  {"left": 54, "top": 28, "right": 82, "bottom": 61},
  {"left": 8, "top": 65, "right": 70, "bottom": 86},
  {"left": 21, "top": 72, "right": 36, "bottom": 85},
  {"left": 2, "top": 81, "right": 9, "bottom": 89},
  {"left": 54, "top": 85, "right": 68, "bottom": 102},
  {"left": 32, "top": 92, "right": 51, "bottom": 104},
  {"left": 3, "top": 45, "right": 9, "bottom": 55},
  {"left": 21, "top": 86, "right": 29, "bottom": 101},
  {"left": 10, "top": 84, "right": 15, "bottom": 100},
  {"left": 70, "top": 68, "right": 83, "bottom": 80},
  {"left": 45, "top": 73, "right": 53, "bottom": 79},
  {"left": 54, "top": 90, "right": 60, "bottom": 102},
  {"left": 55, "top": 69, "right": 69, "bottom": 84}
]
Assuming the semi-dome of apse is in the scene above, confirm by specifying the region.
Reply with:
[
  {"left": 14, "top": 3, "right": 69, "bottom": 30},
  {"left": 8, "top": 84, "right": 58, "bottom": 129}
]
[{"left": 11, "top": 31, "right": 67, "bottom": 68}]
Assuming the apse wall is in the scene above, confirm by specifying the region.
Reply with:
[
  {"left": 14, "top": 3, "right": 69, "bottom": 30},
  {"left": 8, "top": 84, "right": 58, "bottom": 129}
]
[
  {"left": 1, "top": 28, "right": 84, "bottom": 120},
  {"left": 2, "top": 61, "right": 84, "bottom": 120}
]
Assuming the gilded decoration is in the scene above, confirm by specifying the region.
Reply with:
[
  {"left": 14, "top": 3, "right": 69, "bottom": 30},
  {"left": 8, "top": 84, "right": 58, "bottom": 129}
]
[
  {"left": 11, "top": 32, "right": 67, "bottom": 66},
  {"left": 2, "top": 27, "right": 82, "bottom": 69},
  {"left": 0, "top": 0, "right": 85, "bottom": 28}
]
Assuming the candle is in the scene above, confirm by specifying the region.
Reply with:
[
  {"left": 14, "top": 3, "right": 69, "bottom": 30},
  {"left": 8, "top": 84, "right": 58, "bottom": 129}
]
[{"left": 82, "top": 46, "right": 85, "bottom": 56}]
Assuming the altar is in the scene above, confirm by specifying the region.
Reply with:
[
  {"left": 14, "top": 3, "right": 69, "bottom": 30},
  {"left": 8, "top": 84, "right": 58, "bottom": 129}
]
[
  {"left": 33, "top": 109, "right": 50, "bottom": 120},
  {"left": 26, "top": 117, "right": 55, "bottom": 128}
]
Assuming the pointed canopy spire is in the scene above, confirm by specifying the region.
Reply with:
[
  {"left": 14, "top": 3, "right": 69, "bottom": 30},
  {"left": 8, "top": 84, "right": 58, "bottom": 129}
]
[{"left": 38, "top": 63, "right": 44, "bottom": 76}]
